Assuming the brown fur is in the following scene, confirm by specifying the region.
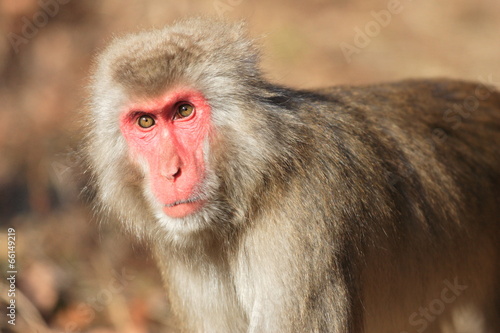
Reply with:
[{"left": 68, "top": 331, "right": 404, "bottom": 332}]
[{"left": 83, "top": 18, "right": 500, "bottom": 332}]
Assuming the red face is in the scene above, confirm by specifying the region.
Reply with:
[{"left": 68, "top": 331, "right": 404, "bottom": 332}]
[{"left": 119, "top": 88, "right": 211, "bottom": 218}]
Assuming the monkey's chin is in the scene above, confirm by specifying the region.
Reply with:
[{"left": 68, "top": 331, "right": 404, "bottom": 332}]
[{"left": 162, "top": 200, "right": 205, "bottom": 218}]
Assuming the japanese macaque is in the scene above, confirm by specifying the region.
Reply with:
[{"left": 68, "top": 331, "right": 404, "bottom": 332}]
[{"left": 83, "top": 18, "right": 500, "bottom": 333}]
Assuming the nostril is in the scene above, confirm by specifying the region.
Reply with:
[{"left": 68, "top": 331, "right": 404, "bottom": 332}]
[
  {"left": 163, "top": 167, "right": 181, "bottom": 180},
  {"left": 172, "top": 168, "right": 181, "bottom": 179}
]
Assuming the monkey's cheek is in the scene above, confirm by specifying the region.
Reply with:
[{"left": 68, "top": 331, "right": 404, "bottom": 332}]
[{"left": 162, "top": 200, "right": 205, "bottom": 219}]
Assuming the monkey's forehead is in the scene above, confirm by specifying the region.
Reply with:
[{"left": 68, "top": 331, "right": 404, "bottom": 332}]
[{"left": 96, "top": 18, "right": 256, "bottom": 97}]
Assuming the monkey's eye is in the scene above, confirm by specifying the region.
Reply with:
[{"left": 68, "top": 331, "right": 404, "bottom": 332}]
[
  {"left": 137, "top": 115, "right": 155, "bottom": 128},
  {"left": 175, "top": 103, "right": 194, "bottom": 119}
]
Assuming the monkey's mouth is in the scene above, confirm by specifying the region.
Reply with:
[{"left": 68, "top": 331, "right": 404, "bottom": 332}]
[{"left": 164, "top": 196, "right": 202, "bottom": 208}]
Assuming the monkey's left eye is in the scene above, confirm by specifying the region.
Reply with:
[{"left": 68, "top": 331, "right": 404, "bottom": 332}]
[
  {"left": 175, "top": 103, "right": 194, "bottom": 119},
  {"left": 138, "top": 115, "right": 155, "bottom": 128}
]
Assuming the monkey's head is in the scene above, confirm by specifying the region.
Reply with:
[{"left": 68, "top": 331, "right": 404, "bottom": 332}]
[{"left": 86, "top": 18, "right": 275, "bottom": 243}]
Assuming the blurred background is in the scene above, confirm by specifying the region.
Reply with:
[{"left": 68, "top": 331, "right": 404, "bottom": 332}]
[{"left": 0, "top": 0, "right": 499, "bottom": 332}]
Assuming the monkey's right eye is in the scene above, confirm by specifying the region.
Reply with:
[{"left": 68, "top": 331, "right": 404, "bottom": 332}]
[{"left": 137, "top": 115, "right": 155, "bottom": 128}]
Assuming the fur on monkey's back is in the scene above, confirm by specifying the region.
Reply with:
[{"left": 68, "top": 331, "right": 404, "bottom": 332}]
[
  {"left": 272, "top": 80, "right": 500, "bottom": 330},
  {"left": 279, "top": 79, "right": 500, "bottom": 256},
  {"left": 257, "top": 79, "right": 500, "bottom": 269}
]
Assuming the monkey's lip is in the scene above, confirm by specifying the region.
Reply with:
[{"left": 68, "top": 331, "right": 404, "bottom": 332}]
[
  {"left": 162, "top": 196, "right": 205, "bottom": 218},
  {"left": 164, "top": 196, "right": 203, "bottom": 208}
]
